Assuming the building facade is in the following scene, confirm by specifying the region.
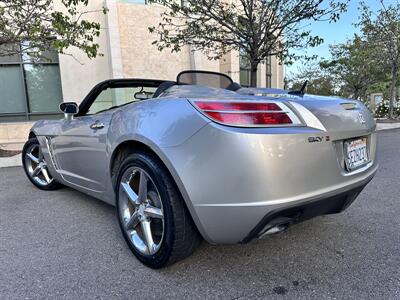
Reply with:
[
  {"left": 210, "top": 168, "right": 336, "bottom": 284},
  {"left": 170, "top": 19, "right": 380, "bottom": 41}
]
[{"left": 0, "top": 0, "right": 285, "bottom": 145}]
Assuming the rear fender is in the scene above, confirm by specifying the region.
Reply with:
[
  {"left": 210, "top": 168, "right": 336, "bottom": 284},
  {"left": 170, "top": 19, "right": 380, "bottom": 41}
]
[{"left": 107, "top": 98, "right": 212, "bottom": 241}]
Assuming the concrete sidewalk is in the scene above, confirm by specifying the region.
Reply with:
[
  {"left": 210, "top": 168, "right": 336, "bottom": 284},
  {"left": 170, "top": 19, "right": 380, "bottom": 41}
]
[
  {"left": 0, "top": 153, "right": 21, "bottom": 168},
  {"left": 376, "top": 122, "right": 400, "bottom": 131},
  {"left": 1, "top": 124, "right": 399, "bottom": 168}
]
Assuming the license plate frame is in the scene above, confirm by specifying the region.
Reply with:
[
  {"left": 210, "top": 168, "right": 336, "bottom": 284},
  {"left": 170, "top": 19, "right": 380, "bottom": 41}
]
[{"left": 344, "top": 137, "right": 369, "bottom": 171}]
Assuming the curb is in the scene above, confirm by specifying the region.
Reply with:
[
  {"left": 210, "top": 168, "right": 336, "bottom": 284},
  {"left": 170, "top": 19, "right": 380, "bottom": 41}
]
[
  {"left": 376, "top": 123, "right": 400, "bottom": 131},
  {"left": 0, "top": 154, "right": 22, "bottom": 168}
]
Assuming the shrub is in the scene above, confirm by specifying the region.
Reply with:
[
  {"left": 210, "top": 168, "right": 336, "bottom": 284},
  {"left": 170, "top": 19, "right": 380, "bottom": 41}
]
[{"left": 374, "top": 100, "right": 400, "bottom": 118}]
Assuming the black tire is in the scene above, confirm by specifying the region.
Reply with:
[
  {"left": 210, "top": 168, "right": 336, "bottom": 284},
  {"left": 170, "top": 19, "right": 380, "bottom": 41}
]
[
  {"left": 22, "top": 138, "right": 62, "bottom": 190},
  {"left": 116, "top": 151, "right": 201, "bottom": 268}
]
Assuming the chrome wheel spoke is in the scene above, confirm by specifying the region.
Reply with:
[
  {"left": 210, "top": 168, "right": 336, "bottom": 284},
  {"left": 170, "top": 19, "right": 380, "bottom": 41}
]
[
  {"left": 138, "top": 170, "right": 148, "bottom": 203},
  {"left": 141, "top": 219, "right": 156, "bottom": 254},
  {"left": 126, "top": 211, "right": 140, "bottom": 229},
  {"left": 41, "top": 168, "right": 51, "bottom": 184},
  {"left": 27, "top": 152, "right": 39, "bottom": 164},
  {"left": 144, "top": 205, "right": 163, "bottom": 219},
  {"left": 118, "top": 167, "right": 164, "bottom": 256},
  {"left": 121, "top": 182, "right": 140, "bottom": 205},
  {"left": 32, "top": 166, "right": 42, "bottom": 177},
  {"left": 25, "top": 143, "right": 53, "bottom": 186}
]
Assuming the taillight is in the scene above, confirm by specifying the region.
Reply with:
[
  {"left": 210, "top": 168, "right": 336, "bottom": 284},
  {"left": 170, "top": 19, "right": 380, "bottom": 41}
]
[{"left": 191, "top": 100, "right": 301, "bottom": 127}]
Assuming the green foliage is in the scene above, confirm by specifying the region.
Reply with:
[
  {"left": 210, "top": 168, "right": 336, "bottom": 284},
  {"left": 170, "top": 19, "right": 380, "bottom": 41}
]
[
  {"left": 288, "top": 1, "right": 400, "bottom": 116},
  {"left": 375, "top": 100, "right": 400, "bottom": 118},
  {"left": 149, "top": 0, "right": 348, "bottom": 87},
  {"left": 358, "top": 0, "right": 400, "bottom": 119},
  {"left": 286, "top": 62, "right": 338, "bottom": 96},
  {"left": 0, "top": 0, "right": 106, "bottom": 60},
  {"left": 320, "top": 35, "right": 387, "bottom": 101}
]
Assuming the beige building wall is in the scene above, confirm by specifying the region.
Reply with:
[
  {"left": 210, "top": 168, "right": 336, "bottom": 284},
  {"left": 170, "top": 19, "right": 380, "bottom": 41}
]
[
  {"left": 257, "top": 63, "right": 266, "bottom": 88},
  {"left": 219, "top": 50, "right": 240, "bottom": 83},
  {"left": 56, "top": 0, "right": 112, "bottom": 103},
  {"left": 117, "top": 3, "right": 219, "bottom": 81},
  {"left": 271, "top": 56, "right": 285, "bottom": 89},
  {"left": 56, "top": 0, "right": 285, "bottom": 103},
  {"left": 0, "top": 122, "right": 32, "bottom": 145}
]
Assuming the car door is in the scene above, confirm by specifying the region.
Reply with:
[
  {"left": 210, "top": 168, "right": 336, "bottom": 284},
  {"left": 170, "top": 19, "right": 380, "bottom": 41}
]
[
  {"left": 51, "top": 110, "right": 113, "bottom": 193},
  {"left": 51, "top": 86, "right": 121, "bottom": 193},
  {"left": 51, "top": 82, "right": 159, "bottom": 195}
]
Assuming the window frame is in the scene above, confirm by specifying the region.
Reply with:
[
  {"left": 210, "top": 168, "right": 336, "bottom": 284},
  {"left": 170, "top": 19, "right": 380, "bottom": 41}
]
[
  {"left": 76, "top": 79, "right": 166, "bottom": 117},
  {"left": 0, "top": 50, "right": 63, "bottom": 122}
]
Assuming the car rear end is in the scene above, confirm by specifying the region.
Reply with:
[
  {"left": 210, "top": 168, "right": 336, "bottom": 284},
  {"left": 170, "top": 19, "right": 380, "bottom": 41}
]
[{"left": 160, "top": 94, "right": 378, "bottom": 244}]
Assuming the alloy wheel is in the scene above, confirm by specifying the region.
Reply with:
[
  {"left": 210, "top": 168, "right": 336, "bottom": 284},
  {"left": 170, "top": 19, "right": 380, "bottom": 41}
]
[
  {"left": 118, "top": 167, "right": 164, "bottom": 255},
  {"left": 24, "top": 144, "right": 53, "bottom": 186}
]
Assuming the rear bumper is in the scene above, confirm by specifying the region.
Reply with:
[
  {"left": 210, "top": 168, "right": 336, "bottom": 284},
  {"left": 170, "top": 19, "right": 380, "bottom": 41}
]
[
  {"left": 241, "top": 175, "right": 373, "bottom": 243},
  {"left": 191, "top": 164, "right": 377, "bottom": 244},
  {"left": 161, "top": 123, "right": 378, "bottom": 244}
]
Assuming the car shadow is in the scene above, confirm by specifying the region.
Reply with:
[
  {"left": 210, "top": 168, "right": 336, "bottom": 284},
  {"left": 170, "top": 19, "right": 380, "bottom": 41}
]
[{"left": 57, "top": 182, "right": 366, "bottom": 277}]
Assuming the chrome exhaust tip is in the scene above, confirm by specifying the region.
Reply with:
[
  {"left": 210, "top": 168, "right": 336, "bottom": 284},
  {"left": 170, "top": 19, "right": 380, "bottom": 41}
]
[{"left": 259, "top": 223, "right": 289, "bottom": 238}]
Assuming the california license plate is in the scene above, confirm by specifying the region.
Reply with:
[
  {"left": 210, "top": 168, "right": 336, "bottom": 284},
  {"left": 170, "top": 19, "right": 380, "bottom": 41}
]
[{"left": 344, "top": 138, "right": 369, "bottom": 170}]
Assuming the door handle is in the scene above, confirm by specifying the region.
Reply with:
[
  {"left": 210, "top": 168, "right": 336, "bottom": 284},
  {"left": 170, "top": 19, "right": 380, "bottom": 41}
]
[{"left": 90, "top": 121, "right": 104, "bottom": 130}]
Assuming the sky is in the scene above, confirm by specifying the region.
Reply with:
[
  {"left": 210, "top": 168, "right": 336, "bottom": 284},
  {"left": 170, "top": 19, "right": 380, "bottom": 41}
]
[{"left": 285, "top": 0, "right": 384, "bottom": 76}]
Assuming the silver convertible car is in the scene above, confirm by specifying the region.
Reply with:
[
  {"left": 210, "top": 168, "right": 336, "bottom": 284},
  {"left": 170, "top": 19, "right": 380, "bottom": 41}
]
[{"left": 22, "top": 70, "right": 378, "bottom": 268}]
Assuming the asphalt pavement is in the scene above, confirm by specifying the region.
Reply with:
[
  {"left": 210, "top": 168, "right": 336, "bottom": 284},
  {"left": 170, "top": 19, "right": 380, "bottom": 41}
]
[{"left": 0, "top": 129, "right": 399, "bottom": 299}]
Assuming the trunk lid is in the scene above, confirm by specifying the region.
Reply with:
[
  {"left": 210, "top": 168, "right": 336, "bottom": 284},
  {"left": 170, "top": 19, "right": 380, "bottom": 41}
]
[
  {"left": 289, "top": 94, "right": 375, "bottom": 133},
  {"left": 236, "top": 88, "right": 376, "bottom": 134}
]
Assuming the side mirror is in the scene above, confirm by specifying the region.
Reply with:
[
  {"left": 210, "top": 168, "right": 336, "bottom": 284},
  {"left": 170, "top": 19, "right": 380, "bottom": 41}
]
[{"left": 60, "top": 102, "right": 79, "bottom": 121}]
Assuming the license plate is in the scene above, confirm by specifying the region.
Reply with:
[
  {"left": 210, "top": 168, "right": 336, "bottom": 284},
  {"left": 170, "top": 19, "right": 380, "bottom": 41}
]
[{"left": 344, "top": 138, "right": 369, "bottom": 170}]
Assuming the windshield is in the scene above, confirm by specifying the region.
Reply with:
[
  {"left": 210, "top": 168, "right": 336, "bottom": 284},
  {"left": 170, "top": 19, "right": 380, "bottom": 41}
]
[{"left": 87, "top": 86, "right": 157, "bottom": 115}]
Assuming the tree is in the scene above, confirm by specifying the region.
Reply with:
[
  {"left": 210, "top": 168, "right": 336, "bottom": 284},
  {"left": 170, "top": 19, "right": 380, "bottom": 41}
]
[
  {"left": 149, "top": 0, "right": 348, "bottom": 87},
  {"left": 0, "top": 0, "right": 106, "bottom": 61},
  {"left": 286, "top": 62, "right": 338, "bottom": 96},
  {"left": 320, "top": 35, "right": 385, "bottom": 101},
  {"left": 359, "top": 0, "right": 400, "bottom": 119}
]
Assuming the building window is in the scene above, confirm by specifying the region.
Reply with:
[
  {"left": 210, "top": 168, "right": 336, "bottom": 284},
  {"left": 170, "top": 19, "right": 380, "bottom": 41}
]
[
  {"left": 0, "top": 45, "right": 63, "bottom": 122},
  {"left": 239, "top": 51, "right": 251, "bottom": 87},
  {"left": 266, "top": 56, "right": 272, "bottom": 88}
]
